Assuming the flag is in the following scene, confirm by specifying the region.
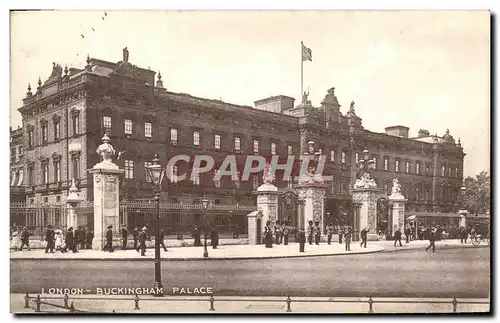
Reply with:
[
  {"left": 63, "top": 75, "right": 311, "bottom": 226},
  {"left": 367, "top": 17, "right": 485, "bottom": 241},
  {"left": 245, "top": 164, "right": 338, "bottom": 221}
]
[{"left": 302, "top": 42, "right": 312, "bottom": 62}]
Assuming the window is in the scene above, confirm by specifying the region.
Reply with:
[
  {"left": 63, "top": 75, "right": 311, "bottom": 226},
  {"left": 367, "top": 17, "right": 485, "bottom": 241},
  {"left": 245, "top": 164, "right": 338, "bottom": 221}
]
[
  {"left": 193, "top": 131, "right": 200, "bottom": 147},
  {"left": 405, "top": 161, "right": 410, "bottom": 174},
  {"left": 54, "top": 160, "right": 61, "bottom": 182},
  {"left": 253, "top": 176, "right": 259, "bottom": 190},
  {"left": 10, "top": 147, "right": 15, "bottom": 163},
  {"left": 441, "top": 165, "right": 445, "bottom": 177},
  {"left": 191, "top": 167, "right": 200, "bottom": 186},
  {"left": 41, "top": 124, "right": 48, "bottom": 144},
  {"left": 330, "top": 179, "right": 336, "bottom": 194},
  {"left": 145, "top": 122, "right": 152, "bottom": 138},
  {"left": 71, "top": 155, "right": 80, "bottom": 180},
  {"left": 288, "top": 145, "right": 293, "bottom": 156},
  {"left": 28, "top": 164, "right": 34, "bottom": 186},
  {"left": 125, "top": 119, "right": 132, "bottom": 135},
  {"left": 341, "top": 151, "right": 346, "bottom": 164},
  {"left": 42, "top": 162, "right": 49, "bottom": 184},
  {"left": 253, "top": 140, "right": 259, "bottom": 154},
  {"left": 355, "top": 153, "right": 360, "bottom": 164},
  {"left": 425, "top": 163, "right": 430, "bottom": 175},
  {"left": 271, "top": 142, "right": 276, "bottom": 155},
  {"left": 214, "top": 170, "right": 221, "bottom": 188},
  {"left": 28, "top": 130, "right": 33, "bottom": 148},
  {"left": 455, "top": 167, "right": 459, "bottom": 178},
  {"left": 170, "top": 128, "right": 178, "bottom": 145},
  {"left": 56, "top": 196, "right": 61, "bottom": 202},
  {"left": 169, "top": 165, "right": 179, "bottom": 184},
  {"left": 234, "top": 170, "right": 240, "bottom": 189},
  {"left": 448, "top": 167, "right": 452, "bottom": 177},
  {"left": 416, "top": 162, "right": 421, "bottom": 175},
  {"left": 72, "top": 115, "right": 79, "bottom": 136},
  {"left": 235, "top": 137, "right": 241, "bottom": 152},
  {"left": 54, "top": 120, "right": 60, "bottom": 141},
  {"left": 395, "top": 160, "right": 400, "bottom": 172},
  {"left": 124, "top": 160, "right": 134, "bottom": 179},
  {"left": 372, "top": 156, "right": 377, "bottom": 169},
  {"left": 144, "top": 161, "right": 152, "bottom": 182},
  {"left": 416, "top": 186, "right": 420, "bottom": 200},
  {"left": 214, "top": 134, "right": 221, "bottom": 150},
  {"left": 330, "top": 150, "right": 335, "bottom": 162},
  {"left": 103, "top": 116, "right": 112, "bottom": 134},
  {"left": 384, "top": 158, "right": 389, "bottom": 171}
]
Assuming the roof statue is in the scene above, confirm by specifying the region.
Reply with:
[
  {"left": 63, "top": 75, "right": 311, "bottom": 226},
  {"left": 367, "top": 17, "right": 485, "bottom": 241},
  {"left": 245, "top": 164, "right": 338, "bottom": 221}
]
[
  {"left": 442, "top": 128, "right": 455, "bottom": 143},
  {"left": 50, "top": 62, "right": 63, "bottom": 78},
  {"left": 302, "top": 91, "right": 311, "bottom": 105},
  {"left": 298, "top": 141, "right": 324, "bottom": 184},
  {"left": 348, "top": 100, "right": 356, "bottom": 115},
  {"left": 389, "top": 178, "right": 405, "bottom": 199},
  {"left": 353, "top": 150, "right": 377, "bottom": 189},
  {"left": 262, "top": 163, "right": 275, "bottom": 184},
  {"left": 123, "top": 47, "right": 129, "bottom": 63}
]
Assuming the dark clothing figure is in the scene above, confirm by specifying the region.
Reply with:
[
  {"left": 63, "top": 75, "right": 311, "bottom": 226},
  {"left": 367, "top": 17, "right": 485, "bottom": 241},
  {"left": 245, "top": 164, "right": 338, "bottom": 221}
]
[
  {"left": 121, "top": 227, "right": 128, "bottom": 250},
  {"left": 326, "top": 225, "right": 334, "bottom": 245},
  {"left": 133, "top": 228, "right": 139, "bottom": 250},
  {"left": 210, "top": 228, "right": 219, "bottom": 249},
  {"left": 314, "top": 224, "right": 321, "bottom": 245},
  {"left": 344, "top": 230, "right": 352, "bottom": 251},
  {"left": 338, "top": 229, "right": 343, "bottom": 244},
  {"left": 275, "top": 225, "right": 282, "bottom": 245},
  {"left": 86, "top": 230, "right": 94, "bottom": 249},
  {"left": 394, "top": 229, "right": 403, "bottom": 247},
  {"left": 77, "top": 228, "right": 86, "bottom": 249},
  {"left": 307, "top": 224, "right": 314, "bottom": 245},
  {"left": 460, "top": 227, "right": 468, "bottom": 244},
  {"left": 138, "top": 230, "right": 147, "bottom": 256},
  {"left": 159, "top": 229, "right": 167, "bottom": 252},
  {"left": 426, "top": 230, "right": 436, "bottom": 252},
  {"left": 192, "top": 227, "right": 202, "bottom": 246},
  {"left": 264, "top": 224, "right": 273, "bottom": 248},
  {"left": 360, "top": 228, "right": 368, "bottom": 248},
  {"left": 44, "top": 228, "right": 55, "bottom": 253},
  {"left": 283, "top": 226, "right": 290, "bottom": 245},
  {"left": 232, "top": 224, "right": 239, "bottom": 239},
  {"left": 20, "top": 229, "right": 31, "bottom": 251},
  {"left": 104, "top": 228, "right": 114, "bottom": 252},
  {"left": 298, "top": 230, "right": 306, "bottom": 252},
  {"left": 65, "top": 229, "right": 77, "bottom": 253},
  {"left": 405, "top": 227, "right": 411, "bottom": 243}
]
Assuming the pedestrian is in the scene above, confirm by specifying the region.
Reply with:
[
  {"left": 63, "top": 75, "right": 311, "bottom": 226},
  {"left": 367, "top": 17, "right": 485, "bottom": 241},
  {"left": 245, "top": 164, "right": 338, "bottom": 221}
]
[
  {"left": 307, "top": 220, "right": 314, "bottom": 245},
  {"left": 19, "top": 227, "right": 31, "bottom": 251},
  {"left": 210, "top": 225, "right": 219, "bottom": 249},
  {"left": 77, "top": 226, "right": 86, "bottom": 249},
  {"left": 85, "top": 228, "right": 94, "bottom": 249},
  {"left": 360, "top": 227, "right": 368, "bottom": 248},
  {"left": 460, "top": 226, "right": 467, "bottom": 244},
  {"left": 132, "top": 227, "right": 139, "bottom": 250},
  {"left": 10, "top": 227, "right": 20, "bottom": 251},
  {"left": 275, "top": 220, "right": 282, "bottom": 245},
  {"left": 159, "top": 228, "right": 167, "bottom": 252},
  {"left": 104, "top": 225, "right": 114, "bottom": 252},
  {"left": 298, "top": 229, "right": 306, "bottom": 252},
  {"left": 192, "top": 226, "right": 202, "bottom": 246},
  {"left": 314, "top": 221, "right": 321, "bottom": 245},
  {"left": 55, "top": 229, "right": 64, "bottom": 252},
  {"left": 425, "top": 227, "right": 436, "bottom": 252},
  {"left": 338, "top": 226, "right": 343, "bottom": 244},
  {"left": 233, "top": 223, "right": 240, "bottom": 239},
  {"left": 344, "top": 227, "right": 352, "bottom": 251},
  {"left": 73, "top": 227, "right": 81, "bottom": 249},
  {"left": 65, "top": 227, "right": 77, "bottom": 253},
  {"left": 394, "top": 227, "right": 403, "bottom": 247},
  {"left": 405, "top": 226, "right": 411, "bottom": 243},
  {"left": 44, "top": 225, "right": 55, "bottom": 253},
  {"left": 264, "top": 221, "right": 273, "bottom": 248},
  {"left": 121, "top": 225, "right": 128, "bottom": 250},
  {"left": 326, "top": 223, "right": 334, "bottom": 245},
  {"left": 283, "top": 222, "right": 290, "bottom": 246},
  {"left": 138, "top": 227, "right": 147, "bottom": 256}
]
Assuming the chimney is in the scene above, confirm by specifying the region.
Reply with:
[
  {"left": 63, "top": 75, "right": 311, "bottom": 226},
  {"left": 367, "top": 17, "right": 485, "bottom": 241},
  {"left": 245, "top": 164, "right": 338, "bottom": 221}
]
[
  {"left": 385, "top": 125, "right": 409, "bottom": 138},
  {"left": 418, "top": 129, "right": 430, "bottom": 137}
]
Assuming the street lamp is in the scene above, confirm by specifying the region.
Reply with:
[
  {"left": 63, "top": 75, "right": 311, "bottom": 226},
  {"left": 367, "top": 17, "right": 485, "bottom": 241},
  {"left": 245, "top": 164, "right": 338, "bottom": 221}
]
[
  {"left": 201, "top": 195, "right": 210, "bottom": 258},
  {"left": 145, "top": 154, "right": 166, "bottom": 297}
]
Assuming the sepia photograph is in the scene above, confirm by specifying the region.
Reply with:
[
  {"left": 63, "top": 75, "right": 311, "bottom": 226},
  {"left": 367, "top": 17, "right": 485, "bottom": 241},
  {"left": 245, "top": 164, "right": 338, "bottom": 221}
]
[{"left": 8, "top": 9, "right": 491, "bottom": 314}]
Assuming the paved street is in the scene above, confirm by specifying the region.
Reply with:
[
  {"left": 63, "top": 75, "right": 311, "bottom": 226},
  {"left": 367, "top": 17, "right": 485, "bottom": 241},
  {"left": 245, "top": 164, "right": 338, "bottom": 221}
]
[{"left": 11, "top": 247, "right": 490, "bottom": 298}]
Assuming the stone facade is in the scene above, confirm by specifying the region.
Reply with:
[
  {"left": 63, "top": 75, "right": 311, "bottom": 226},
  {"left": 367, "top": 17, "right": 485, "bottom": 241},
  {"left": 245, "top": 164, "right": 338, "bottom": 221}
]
[{"left": 13, "top": 49, "right": 465, "bottom": 220}]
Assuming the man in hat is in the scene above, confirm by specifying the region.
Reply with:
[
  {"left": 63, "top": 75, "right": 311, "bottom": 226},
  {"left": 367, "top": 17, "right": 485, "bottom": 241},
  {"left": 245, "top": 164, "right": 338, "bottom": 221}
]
[
  {"left": 314, "top": 221, "right": 321, "bottom": 245},
  {"left": 44, "top": 225, "right": 55, "bottom": 253},
  {"left": 104, "top": 225, "right": 114, "bottom": 252},
  {"left": 19, "top": 227, "right": 31, "bottom": 251},
  {"left": 326, "top": 223, "right": 334, "bottom": 245},
  {"left": 77, "top": 226, "right": 86, "bottom": 250},
  {"left": 192, "top": 226, "right": 202, "bottom": 246},
  {"left": 85, "top": 228, "right": 94, "bottom": 249},
  {"left": 133, "top": 227, "right": 139, "bottom": 250},
  {"left": 425, "top": 227, "right": 437, "bottom": 252},
  {"left": 65, "top": 227, "right": 77, "bottom": 253},
  {"left": 344, "top": 227, "right": 352, "bottom": 251},
  {"left": 121, "top": 225, "right": 128, "bottom": 250},
  {"left": 307, "top": 220, "right": 314, "bottom": 245},
  {"left": 137, "top": 227, "right": 147, "bottom": 256},
  {"left": 394, "top": 227, "right": 403, "bottom": 247},
  {"left": 298, "top": 228, "right": 306, "bottom": 252},
  {"left": 360, "top": 227, "right": 368, "bottom": 248},
  {"left": 159, "top": 228, "right": 167, "bottom": 252}
]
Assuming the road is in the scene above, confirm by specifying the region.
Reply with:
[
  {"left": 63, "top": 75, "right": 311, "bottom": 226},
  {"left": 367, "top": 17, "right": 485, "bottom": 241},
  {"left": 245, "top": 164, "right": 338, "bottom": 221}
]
[{"left": 11, "top": 248, "right": 490, "bottom": 298}]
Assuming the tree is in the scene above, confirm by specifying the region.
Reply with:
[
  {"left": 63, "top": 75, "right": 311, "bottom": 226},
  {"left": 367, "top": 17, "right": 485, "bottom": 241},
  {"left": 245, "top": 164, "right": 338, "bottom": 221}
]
[{"left": 462, "top": 171, "right": 490, "bottom": 215}]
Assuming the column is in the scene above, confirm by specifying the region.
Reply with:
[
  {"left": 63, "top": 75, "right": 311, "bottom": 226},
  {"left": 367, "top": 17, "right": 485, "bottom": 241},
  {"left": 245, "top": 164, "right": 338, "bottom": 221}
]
[
  {"left": 255, "top": 182, "right": 278, "bottom": 239},
  {"left": 246, "top": 210, "right": 263, "bottom": 245},
  {"left": 296, "top": 184, "right": 327, "bottom": 236},
  {"left": 351, "top": 188, "right": 382, "bottom": 241}
]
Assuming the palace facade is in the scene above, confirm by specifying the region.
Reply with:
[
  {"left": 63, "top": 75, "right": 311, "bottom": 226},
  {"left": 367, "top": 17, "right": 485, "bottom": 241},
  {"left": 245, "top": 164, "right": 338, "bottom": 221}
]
[{"left": 14, "top": 49, "right": 465, "bottom": 226}]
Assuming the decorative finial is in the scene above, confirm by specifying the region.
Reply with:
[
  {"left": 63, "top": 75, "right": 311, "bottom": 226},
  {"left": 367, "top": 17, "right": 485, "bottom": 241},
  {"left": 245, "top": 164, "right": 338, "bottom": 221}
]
[
  {"left": 158, "top": 71, "right": 162, "bottom": 81},
  {"left": 457, "top": 138, "right": 461, "bottom": 147},
  {"left": 102, "top": 133, "right": 110, "bottom": 143},
  {"left": 86, "top": 54, "right": 91, "bottom": 65},
  {"left": 37, "top": 77, "right": 42, "bottom": 88},
  {"left": 26, "top": 83, "right": 32, "bottom": 96},
  {"left": 152, "top": 154, "right": 160, "bottom": 164},
  {"left": 156, "top": 71, "right": 164, "bottom": 88},
  {"left": 64, "top": 65, "right": 68, "bottom": 75}
]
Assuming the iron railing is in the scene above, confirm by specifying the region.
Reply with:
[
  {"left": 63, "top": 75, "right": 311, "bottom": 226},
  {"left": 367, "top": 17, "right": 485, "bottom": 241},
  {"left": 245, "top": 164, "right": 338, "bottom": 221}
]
[{"left": 21, "top": 293, "right": 489, "bottom": 313}]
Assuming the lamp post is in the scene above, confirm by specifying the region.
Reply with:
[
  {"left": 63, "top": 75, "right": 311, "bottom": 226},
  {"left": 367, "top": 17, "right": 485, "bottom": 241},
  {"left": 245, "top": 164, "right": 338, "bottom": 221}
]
[
  {"left": 201, "top": 195, "right": 210, "bottom": 258},
  {"left": 145, "top": 154, "right": 166, "bottom": 297}
]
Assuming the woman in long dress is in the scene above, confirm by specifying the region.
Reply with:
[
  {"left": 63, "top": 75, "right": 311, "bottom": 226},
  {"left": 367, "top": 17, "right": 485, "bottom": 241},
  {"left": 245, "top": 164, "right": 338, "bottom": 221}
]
[
  {"left": 55, "top": 230, "right": 65, "bottom": 252},
  {"left": 11, "top": 228, "right": 20, "bottom": 251}
]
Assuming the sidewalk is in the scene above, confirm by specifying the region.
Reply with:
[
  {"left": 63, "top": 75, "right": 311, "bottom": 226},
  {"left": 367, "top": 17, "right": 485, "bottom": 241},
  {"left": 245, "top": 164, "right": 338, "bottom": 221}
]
[
  {"left": 374, "top": 238, "right": 490, "bottom": 253},
  {"left": 11, "top": 293, "right": 490, "bottom": 313},
  {"left": 10, "top": 242, "right": 384, "bottom": 261}
]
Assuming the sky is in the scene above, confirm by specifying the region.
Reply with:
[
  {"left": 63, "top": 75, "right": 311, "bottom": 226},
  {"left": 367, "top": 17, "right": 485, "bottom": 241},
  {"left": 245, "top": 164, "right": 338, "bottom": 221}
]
[{"left": 9, "top": 10, "right": 490, "bottom": 177}]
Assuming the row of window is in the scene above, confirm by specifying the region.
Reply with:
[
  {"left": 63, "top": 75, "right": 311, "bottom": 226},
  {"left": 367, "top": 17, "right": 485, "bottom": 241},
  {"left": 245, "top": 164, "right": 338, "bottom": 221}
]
[
  {"left": 107, "top": 117, "right": 153, "bottom": 138},
  {"left": 26, "top": 156, "right": 80, "bottom": 186},
  {"left": 27, "top": 114, "right": 80, "bottom": 148}
]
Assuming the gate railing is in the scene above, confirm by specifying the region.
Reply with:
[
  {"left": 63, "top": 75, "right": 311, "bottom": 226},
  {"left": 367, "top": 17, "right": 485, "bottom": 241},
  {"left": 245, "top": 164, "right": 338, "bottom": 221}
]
[{"left": 21, "top": 293, "right": 489, "bottom": 313}]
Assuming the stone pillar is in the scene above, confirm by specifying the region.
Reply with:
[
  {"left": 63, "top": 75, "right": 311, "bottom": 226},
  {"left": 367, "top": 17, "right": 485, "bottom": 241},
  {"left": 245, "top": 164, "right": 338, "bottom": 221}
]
[
  {"left": 389, "top": 197, "right": 407, "bottom": 234},
  {"left": 296, "top": 184, "right": 327, "bottom": 234},
  {"left": 256, "top": 182, "right": 278, "bottom": 239},
  {"left": 247, "top": 210, "right": 263, "bottom": 245},
  {"left": 66, "top": 178, "right": 82, "bottom": 229},
  {"left": 88, "top": 134, "right": 125, "bottom": 251},
  {"left": 351, "top": 188, "right": 383, "bottom": 241}
]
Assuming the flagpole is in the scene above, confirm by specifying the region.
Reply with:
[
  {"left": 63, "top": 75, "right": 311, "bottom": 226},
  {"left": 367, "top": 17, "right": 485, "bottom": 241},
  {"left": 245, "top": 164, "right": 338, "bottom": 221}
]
[{"left": 301, "top": 41, "right": 303, "bottom": 102}]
